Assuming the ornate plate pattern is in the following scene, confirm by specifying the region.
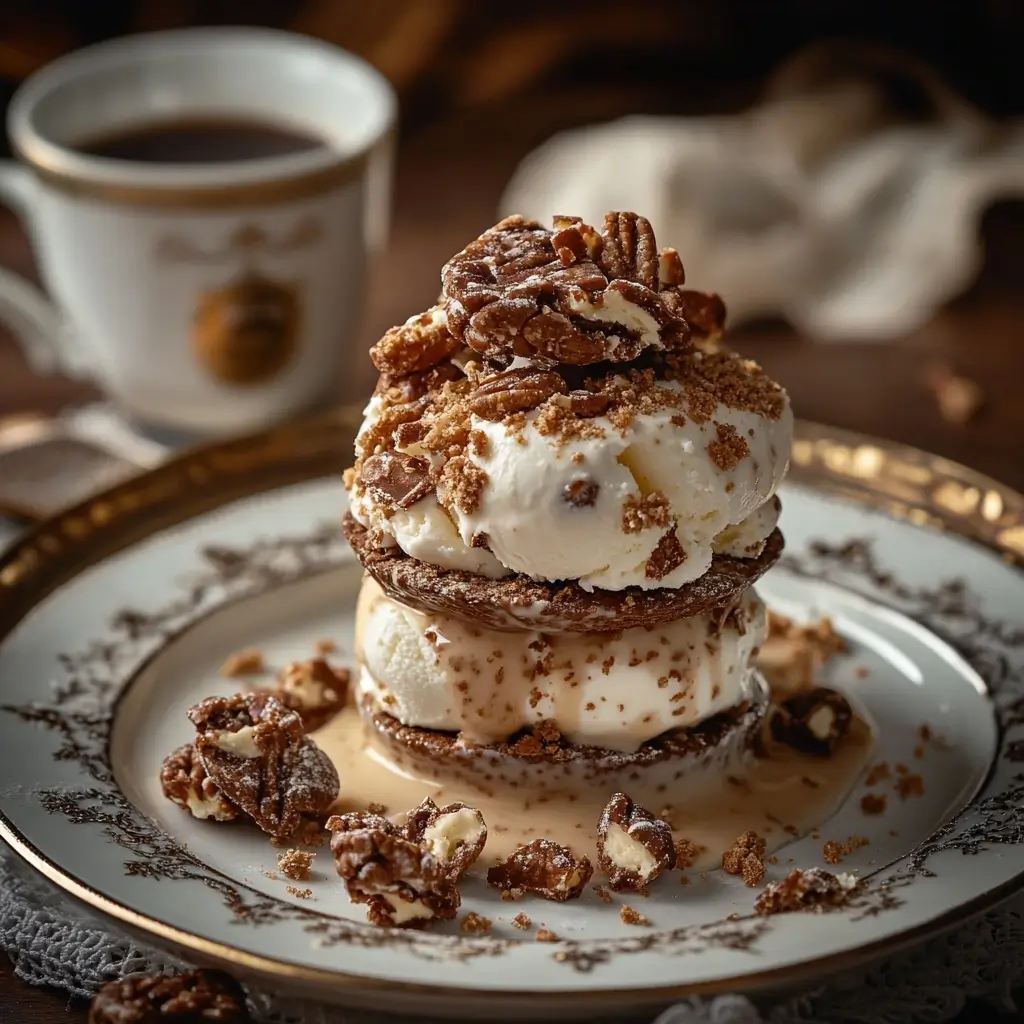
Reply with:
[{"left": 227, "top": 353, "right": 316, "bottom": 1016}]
[{"left": 0, "top": 414, "right": 1022, "bottom": 1019}]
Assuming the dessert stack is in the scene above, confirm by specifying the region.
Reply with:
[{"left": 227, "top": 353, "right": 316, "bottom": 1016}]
[{"left": 344, "top": 212, "right": 793, "bottom": 805}]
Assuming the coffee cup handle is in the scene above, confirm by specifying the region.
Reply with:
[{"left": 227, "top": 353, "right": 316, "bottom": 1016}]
[{"left": 0, "top": 162, "right": 95, "bottom": 379}]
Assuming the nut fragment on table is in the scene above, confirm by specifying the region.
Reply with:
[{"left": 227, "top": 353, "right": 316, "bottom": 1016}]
[
  {"left": 925, "top": 364, "right": 985, "bottom": 425},
  {"left": 88, "top": 969, "right": 249, "bottom": 1023},
  {"left": 597, "top": 792, "right": 676, "bottom": 891},
  {"left": 159, "top": 743, "right": 238, "bottom": 822},
  {"left": 754, "top": 867, "right": 860, "bottom": 915},
  {"left": 187, "top": 692, "right": 339, "bottom": 841},
  {"left": 770, "top": 687, "right": 853, "bottom": 757},
  {"left": 326, "top": 810, "right": 461, "bottom": 927},
  {"left": 487, "top": 838, "right": 593, "bottom": 901},
  {"left": 274, "top": 657, "right": 350, "bottom": 731}
]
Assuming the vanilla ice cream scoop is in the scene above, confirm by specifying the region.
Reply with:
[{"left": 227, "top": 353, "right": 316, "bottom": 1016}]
[
  {"left": 355, "top": 578, "right": 766, "bottom": 752},
  {"left": 348, "top": 343, "right": 791, "bottom": 591}
]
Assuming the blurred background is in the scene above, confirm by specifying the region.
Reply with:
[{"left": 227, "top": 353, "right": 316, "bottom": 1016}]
[{"left": 0, "top": 0, "right": 1022, "bottom": 487}]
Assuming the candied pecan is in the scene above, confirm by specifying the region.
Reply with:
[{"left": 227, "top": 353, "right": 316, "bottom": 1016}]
[
  {"left": 770, "top": 687, "right": 853, "bottom": 757},
  {"left": 160, "top": 743, "right": 237, "bottom": 822},
  {"left": 440, "top": 214, "right": 691, "bottom": 367},
  {"left": 274, "top": 657, "right": 349, "bottom": 731},
  {"left": 595, "top": 212, "right": 658, "bottom": 288},
  {"left": 487, "top": 838, "right": 593, "bottom": 901},
  {"left": 660, "top": 288, "right": 726, "bottom": 341},
  {"left": 567, "top": 390, "right": 613, "bottom": 417},
  {"left": 88, "top": 969, "right": 248, "bottom": 1023},
  {"left": 189, "top": 693, "right": 339, "bottom": 841},
  {"left": 402, "top": 798, "right": 487, "bottom": 881},
  {"left": 754, "top": 868, "right": 859, "bottom": 916},
  {"left": 360, "top": 451, "right": 433, "bottom": 511},
  {"left": 370, "top": 306, "right": 459, "bottom": 376},
  {"left": 597, "top": 793, "right": 676, "bottom": 891},
  {"left": 326, "top": 811, "right": 459, "bottom": 927},
  {"left": 468, "top": 367, "right": 568, "bottom": 420}
]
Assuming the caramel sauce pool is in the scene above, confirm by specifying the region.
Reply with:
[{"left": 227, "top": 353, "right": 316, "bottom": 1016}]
[{"left": 316, "top": 708, "right": 873, "bottom": 869}]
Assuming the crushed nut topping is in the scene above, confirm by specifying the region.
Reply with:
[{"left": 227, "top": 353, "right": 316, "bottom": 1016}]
[
  {"left": 619, "top": 905, "right": 651, "bottom": 926},
  {"left": 597, "top": 793, "right": 676, "bottom": 892},
  {"left": 722, "top": 831, "right": 766, "bottom": 887},
  {"left": 460, "top": 912, "right": 492, "bottom": 935},
  {"left": 277, "top": 848, "right": 314, "bottom": 881},
  {"left": 487, "top": 838, "right": 593, "bottom": 901},
  {"left": 754, "top": 868, "right": 861, "bottom": 916}
]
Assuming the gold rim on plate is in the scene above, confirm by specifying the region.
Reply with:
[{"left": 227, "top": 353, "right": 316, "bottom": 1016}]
[{"left": 0, "top": 411, "right": 1022, "bottom": 1011}]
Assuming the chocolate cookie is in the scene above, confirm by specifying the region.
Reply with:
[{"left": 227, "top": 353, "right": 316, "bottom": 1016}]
[
  {"left": 345, "top": 512, "right": 782, "bottom": 632},
  {"left": 188, "top": 692, "right": 339, "bottom": 842},
  {"left": 358, "top": 673, "right": 767, "bottom": 805}
]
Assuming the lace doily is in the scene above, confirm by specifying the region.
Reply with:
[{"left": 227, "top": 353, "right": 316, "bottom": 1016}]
[{"left": 2, "top": 851, "right": 1021, "bottom": 1023}]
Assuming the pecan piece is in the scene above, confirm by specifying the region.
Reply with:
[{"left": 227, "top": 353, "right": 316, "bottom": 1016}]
[
  {"left": 597, "top": 793, "right": 676, "bottom": 891},
  {"left": 487, "top": 838, "right": 593, "bottom": 901},
  {"left": 468, "top": 367, "right": 568, "bottom": 420},
  {"left": 402, "top": 798, "right": 488, "bottom": 881},
  {"left": 160, "top": 743, "right": 238, "bottom": 822},
  {"left": 88, "top": 969, "right": 249, "bottom": 1023},
  {"left": 597, "top": 212, "right": 658, "bottom": 288},
  {"left": 769, "top": 687, "right": 853, "bottom": 757},
  {"left": 326, "top": 810, "right": 460, "bottom": 927},
  {"left": 360, "top": 451, "right": 433, "bottom": 511},
  {"left": 754, "top": 867, "right": 860, "bottom": 916},
  {"left": 370, "top": 306, "right": 458, "bottom": 376},
  {"left": 189, "top": 693, "right": 339, "bottom": 842}
]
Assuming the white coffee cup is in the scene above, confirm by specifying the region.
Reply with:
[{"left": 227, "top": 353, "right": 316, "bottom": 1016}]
[{"left": 0, "top": 28, "right": 395, "bottom": 435}]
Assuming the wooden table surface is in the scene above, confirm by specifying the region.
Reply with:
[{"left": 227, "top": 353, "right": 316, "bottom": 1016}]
[{"left": 1, "top": 108, "right": 1022, "bottom": 1021}]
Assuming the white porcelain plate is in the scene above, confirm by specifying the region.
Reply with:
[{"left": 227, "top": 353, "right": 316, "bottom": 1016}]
[{"left": 0, "top": 414, "right": 1023, "bottom": 1020}]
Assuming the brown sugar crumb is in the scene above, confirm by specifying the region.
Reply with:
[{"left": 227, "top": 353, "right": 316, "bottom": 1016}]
[
  {"left": 673, "top": 838, "right": 703, "bottom": 869},
  {"left": 535, "top": 927, "right": 559, "bottom": 942},
  {"left": 277, "top": 848, "right": 314, "bottom": 881},
  {"left": 367, "top": 802, "right": 387, "bottom": 815},
  {"left": 925, "top": 364, "right": 985, "bottom": 425},
  {"left": 620, "top": 905, "right": 650, "bottom": 926},
  {"left": 460, "top": 912, "right": 493, "bottom": 935},
  {"left": 865, "top": 762, "right": 891, "bottom": 786},
  {"left": 499, "top": 888, "right": 525, "bottom": 902},
  {"left": 919, "top": 724, "right": 933, "bottom": 742},
  {"left": 913, "top": 745, "right": 925, "bottom": 759},
  {"left": 822, "top": 835, "right": 869, "bottom": 864},
  {"left": 219, "top": 648, "right": 264, "bottom": 677},
  {"left": 722, "top": 831, "right": 766, "bottom": 887},
  {"left": 511, "top": 912, "right": 532, "bottom": 930},
  {"left": 706, "top": 422, "right": 750, "bottom": 471},
  {"left": 593, "top": 884, "right": 614, "bottom": 904},
  {"left": 621, "top": 492, "right": 671, "bottom": 533},
  {"left": 897, "top": 773, "right": 925, "bottom": 799},
  {"left": 286, "top": 886, "right": 312, "bottom": 899},
  {"left": 438, "top": 456, "right": 488, "bottom": 516},
  {"left": 855, "top": 666, "right": 869, "bottom": 678},
  {"left": 314, "top": 639, "right": 337, "bottom": 654},
  {"left": 262, "top": 870, "right": 278, "bottom": 880},
  {"left": 861, "top": 793, "right": 888, "bottom": 816}
]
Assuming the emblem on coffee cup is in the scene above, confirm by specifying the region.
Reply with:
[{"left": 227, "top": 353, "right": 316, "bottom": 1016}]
[
  {"left": 193, "top": 272, "right": 301, "bottom": 386},
  {"left": 156, "top": 218, "right": 320, "bottom": 386}
]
